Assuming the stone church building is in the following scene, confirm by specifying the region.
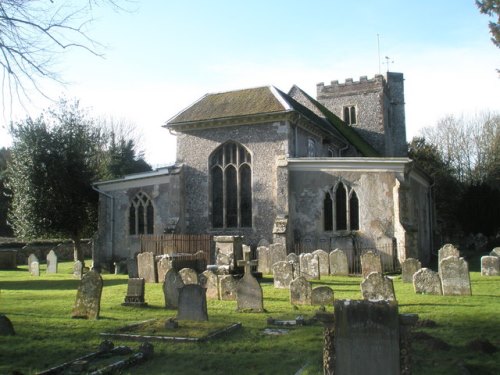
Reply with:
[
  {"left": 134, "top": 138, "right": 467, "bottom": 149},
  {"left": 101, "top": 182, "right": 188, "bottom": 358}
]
[{"left": 94, "top": 72, "right": 433, "bottom": 269}]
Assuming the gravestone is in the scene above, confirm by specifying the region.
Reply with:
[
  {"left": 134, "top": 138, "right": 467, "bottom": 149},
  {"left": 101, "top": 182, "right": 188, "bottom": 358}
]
[
  {"left": 137, "top": 252, "right": 157, "bottom": 283},
  {"left": 157, "top": 256, "right": 172, "bottom": 283},
  {"left": 311, "top": 286, "right": 334, "bottom": 306},
  {"left": 481, "top": 256, "right": 500, "bottom": 276},
  {"left": 163, "top": 269, "right": 185, "bottom": 309},
  {"left": 312, "top": 249, "right": 329, "bottom": 276},
  {"left": 236, "top": 247, "right": 263, "bottom": 312},
  {"left": 179, "top": 268, "right": 198, "bottom": 285},
  {"left": 214, "top": 235, "right": 243, "bottom": 273},
  {"left": 257, "top": 246, "right": 271, "bottom": 274},
  {"left": 269, "top": 243, "right": 287, "bottom": 268},
  {"left": 334, "top": 300, "right": 400, "bottom": 375},
  {"left": 71, "top": 270, "right": 103, "bottom": 319},
  {"left": 0, "top": 315, "right": 15, "bottom": 336},
  {"left": 257, "top": 238, "right": 270, "bottom": 247},
  {"left": 27, "top": 253, "right": 38, "bottom": 273},
  {"left": 127, "top": 258, "right": 139, "bottom": 278},
  {"left": 73, "top": 260, "right": 83, "bottom": 279},
  {"left": 360, "top": 251, "right": 382, "bottom": 279},
  {"left": 219, "top": 275, "right": 237, "bottom": 301},
  {"left": 199, "top": 270, "right": 219, "bottom": 299},
  {"left": 177, "top": 285, "right": 208, "bottom": 321},
  {"left": 329, "top": 249, "right": 349, "bottom": 276},
  {"left": 46, "top": 250, "right": 58, "bottom": 273},
  {"left": 122, "top": 278, "right": 147, "bottom": 307},
  {"left": 290, "top": 276, "right": 312, "bottom": 305},
  {"left": 401, "top": 258, "right": 421, "bottom": 283},
  {"left": 272, "top": 261, "right": 294, "bottom": 289},
  {"left": 438, "top": 243, "right": 460, "bottom": 266},
  {"left": 299, "top": 253, "right": 320, "bottom": 280},
  {"left": 439, "top": 256, "right": 471, "bottom": 296},
  {"left": 490, "top": 247, "right": 500, "bottom": 257},
  {"left": 31, "top": 261, "right": 40, "bottom": 277},
  {"left": 412, "top": 268, "right": 442, "bottom": 295},
  {"left": 361, "top": 272, "right": 396, "bottom": 301},
  {"left": 286, "top": 253, "right": 300, "bottom": 279}
]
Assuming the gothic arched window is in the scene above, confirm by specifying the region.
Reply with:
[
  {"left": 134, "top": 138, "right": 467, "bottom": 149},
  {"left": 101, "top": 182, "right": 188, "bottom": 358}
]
[
  {"left": 129, "top": 192, "right": 154, "bottom": 235},
  {"left": 323, "top": 182, "right": 360, "bottom": 231},
  {"left": 210, "top": 142, "right": 252, "bottom": 228}
]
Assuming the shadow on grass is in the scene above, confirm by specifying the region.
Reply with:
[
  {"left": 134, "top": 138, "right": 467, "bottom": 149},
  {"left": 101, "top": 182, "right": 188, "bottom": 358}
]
[
  {"left": 0, "top": 278, "right": 127, "bottom": 290},
  {"left": 400, "top": 303, "right": 478, "bottom": 308}
]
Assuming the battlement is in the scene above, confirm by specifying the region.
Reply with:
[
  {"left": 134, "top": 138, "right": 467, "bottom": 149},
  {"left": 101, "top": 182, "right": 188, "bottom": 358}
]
[{"left": 317, "top": 74, "right": 385, "bottom": 90}]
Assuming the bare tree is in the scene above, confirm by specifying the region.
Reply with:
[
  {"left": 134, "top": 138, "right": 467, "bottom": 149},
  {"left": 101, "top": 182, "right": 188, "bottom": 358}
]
[{"left": 0, "top": 1, "right": 122, "bottom": 115}]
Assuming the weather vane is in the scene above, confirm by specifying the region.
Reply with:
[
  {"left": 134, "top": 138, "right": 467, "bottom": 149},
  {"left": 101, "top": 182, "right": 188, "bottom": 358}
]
[{"left": 384, "top": 56, "right": 394, "bottom": 72}]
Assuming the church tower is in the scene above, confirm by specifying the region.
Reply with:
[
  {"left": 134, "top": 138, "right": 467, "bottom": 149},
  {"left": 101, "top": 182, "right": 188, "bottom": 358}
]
[{"left": 316, "top": 72, "right": 407, "bottom": 157}]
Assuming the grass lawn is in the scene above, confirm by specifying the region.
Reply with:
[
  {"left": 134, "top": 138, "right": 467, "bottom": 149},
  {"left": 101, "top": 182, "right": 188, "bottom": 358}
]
[{"left": 0, "top": 258, "right": 499, "bottom": 375}]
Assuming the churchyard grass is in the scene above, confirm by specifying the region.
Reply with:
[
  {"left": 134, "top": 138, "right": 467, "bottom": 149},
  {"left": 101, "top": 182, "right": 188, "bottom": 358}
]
[{"left": 0, "top": 258, "right": 499, "bottom": 374}]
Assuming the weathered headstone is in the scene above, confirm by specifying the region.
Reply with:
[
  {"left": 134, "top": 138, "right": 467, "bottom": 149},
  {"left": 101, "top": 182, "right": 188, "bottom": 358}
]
[
  {"left": 214, "top": 235, "right": 243, "bottom": 273},
  {"left": 490, "top": 247, "right": 500, "bottom": 257},
  {"left": 71, "top": 270, "right": 103, "bottom": 319},
  {"left": 127, "top": 258, "right": 139, "bottom": 278},
  {"left": 481, "top": 256, "right": 500, "bottom": 276},
  {"left": 438, "top": 243, "right": 460, "bottom": 266},
  {"left": 27, "top": 253, "right": 38, "bottom": 273},
  {"left": 413, "top": 268, "right": 442, "bottom": 295},
  {"left": 199, "top": 270, "right": 219, "bottom": 299},
  {"left": 312, "top": 249, "right": 329, "bottom": 276},
  {"left": 137, "top": 252, "right": 157, "bottom": 283},
  {"left": 360, "top": 251, "right": 382, "bottom": 279},
  {"left": 177, "top": 284, "right": 208, "bottom": 321},
  {"left": 46, "top": 250, "right": 58, "bottom": 273},
  {"left": 272, "top": 261, "right": 294, "bottom": 289},
  {"left": 299, "top": 253, "right": 320, "bottom": 280},
  {"left": 269, "top": 243, "right": 287, "bottom": 268},
  {"left": 236, "top": 247, "right": 263, "bottom": 312},
  {"left": 0, "top": 315, "right": 15, "bottom": 336},
  {"left": 163, "top": 269, "right": 185, "bottom": 309},
  {"left": 73, "top": 260, "right": 83, "bottom": 279},
  {"left": 361, "top": 272, "right": 396, "bottom": 301},
  {"left": 311, "top": 286, "right": 334, "bottom": 306},
  {"left": 157, "top": 256, "right": 172, "bottom": 283},
  {"left": 333, "top": 299, "right": 400, "bottom": 375},
  {"left": 401, "top": 258, "right": 421, "bottom": 283},
  {"left": 179, "top": 268, "right": 198, "bottom": 285},
  {"left": 439, "top": 256, "right": 471, "bottom": 296},
  {"left": 122, "top": 278, "right": 147, "bottom": 307},
  {"left": 219, "top": 275, "right": 237, "bottom": 301},
  {"left": 290, "top": 276, "right": 312, "bottom": 305},
  {"left": 257, "top": 246, "right": 271, "bottom": 274},
  {"left": 31, "top": 261, "right": 40, "bottom": 277},
  {"left": 286, "top": 253, "right": 300, "bottom": 279},
  {"left": 329, "top": 249, "right": 349, "bottom": 276}
]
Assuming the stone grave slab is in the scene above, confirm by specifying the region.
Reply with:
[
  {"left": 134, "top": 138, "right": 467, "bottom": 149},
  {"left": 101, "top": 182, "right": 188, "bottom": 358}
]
[
  {"left": 312, "top": 249, "right": 329, "bottom": 276},
  {"left": 236, "top": 248, "right": 263, "bottom": 312},
  {"left": 299, "top": 253, "right": 320, "bottom": 280},
  {"left": 360, "top": 251, "right": 382, "bottom": 279},
  {"left": 272, "top": 261, "right": 294, "bottom": 289},
  {"left": 269, "top": 243, "right": 287, "bottom": 268},
  {"left": 71, "top": 269, "right": 103, "bottom": 319},
  {"left": 257, "top": 246, "right": 271, "bottom": 274},
  {"left": 199, "top": 270, "right": 219, "bottom": 299},
  {"left": 46, "top": 250, "right": 58, "bottom": 273},
  {"left": 439, "top": 256, "right": 471, "bottom": 296},
  {"left": 219, "top": 275, "right": 237, "bottom": 301},
  {"left": 27, "top": 253, "right": 38, "bottom": 273},
  {"left": 438, "top": 243, "right": 460, "bottom": 266},
  {"left": 179, "top": 267, "right": 198, "bottom": 285},
  {"left": 163, "top": 269, "right": 185, "bottom": 309},
  {"left": 413, "top": 268, "right": 442, "bottom": 295},
  {"left": 329, "top": 249, "right": 349, "bottom": 276},
  {"left": 286, "top": 253, "right": 300, "bottom": 279},
  {"left": 122, "top": 278, "right": 147, "bottom": 307},
  {"left": 127, "top": 258, "right": 139, "bottom": 278},
  {"left": 31, "top": 261, "right": 40, "bottom": 276},
  {"left": 401, "top": 258, "right": 421, "bottom": 283},
  {"left": 311, "top": 286, "right": 334, "bottom": 306},
  {"left": 361, "top": 272, "right": 396, "bottom": 301},
  {"left": 481, "top": 255, "right": 500, "bottom": 276},
  {"left": 290, "top": 276, "right": 312, "bottom": 305},
  {"left": 157, "top": 256, "right": 172, "bottom": 283},
  {"left": 137, "top": 252, "right": 157, "bottom": 283},
  {"left": 177, "top": 285, "right": 208, "bottom": 321}
]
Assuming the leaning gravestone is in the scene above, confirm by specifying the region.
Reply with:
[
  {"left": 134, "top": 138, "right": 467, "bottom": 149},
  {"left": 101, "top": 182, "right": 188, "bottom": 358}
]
[
  {"left": 257, "top": 246, "right": 271, "bottom": 274},
  {"left": 177, "top": 285, "right": 208, "bottom": 321},
  {"left": 269, "top": 243, "right": 287, "bottom": 268},
  {"left": 71, "top": 270, "right": 103, "bottom": 319},
  {"left": 413, "top": 268, "right": 442, "bottom": 295},
  {"left": 122, "top": 278, "right": 147, "bottom": 307},
  {"left": 481, "top": 256, "right": 500, "bottom": 276},
  {"left": 361, "top": 272, "right": 396, "bottom": 301},
  {"left": 360, "top": 251, "right": 382, "bottom": 279},
  {"left": 137, "top": 252, "right": 157, "bottom": 283},
  {"left": 438, "top": 243, "right": 460, "bottom": 266},
  {"left": 311, "top": 286, "right": 334, "bottom": 306},
  {"left": 300, "top": 253, "right": 320, "bottom": 280},
  {"left": 490, "top": 247, "right": 500, "bottom": 257},
  {"left": 329, "top": 249, "right": 349, "bottom": 276},
  {"left": 286, "top": 253, "right": 300, "bottom": 279},
  {"left": 272, "top": 261, "right": 294, "bottom": 289},
  {"left": 199, "top": 270, "right": 219, "bottom": 299},
  {"left": 290, "top": 276, "right": 312, "bottom": 305},
  {"left": 179, "top": 268, "right": 198, "bottom": 285},
  {"left": 334, "top": 299, "right": 400, "bottom": 375},
  {"left": 236, "top": 247, "right": 263, "bottom": 312},
  {"left": 73, "top": 260, "right": 83, "bottom": 279},
  {"left": 157, "top": 256, "right": 172, "bottom": 283},
  {"left": 401, "top": 258, "right": 421, "bottom": 283},
  {"left": 27, "top": 253, "right": 38, "bottom": 273},
  {"left": 46, "top": 250, "right": 58, "bottom": 274},
  {"left": 0, "top": 315, "right": 15, "bottom": 336},
  {"left": 219, "top": 275, "right": 237, "bottom": 301},
  {"left": 31, "top": 261, "right": 40, "bottom": 277},
  {"left": 439, "top": 256, "right": 471, "bottom": 296},
  {"left": 312, "top": 249, "right": 330, "bottom": 276},
  {"left": 163, "top": 269, "right": 185, "bottom": 309}
]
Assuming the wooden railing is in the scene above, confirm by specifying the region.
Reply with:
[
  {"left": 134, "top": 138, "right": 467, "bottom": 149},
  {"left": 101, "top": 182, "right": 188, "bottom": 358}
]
[{"left": 139, "top": 234, "right": 213, "bottom": 265}]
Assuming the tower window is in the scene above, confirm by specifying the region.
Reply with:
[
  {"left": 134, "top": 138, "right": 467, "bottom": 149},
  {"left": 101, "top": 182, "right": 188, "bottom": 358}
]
[
  {"left": 343, "top": 105, "right": 357, "bottom": 125},
  {"left": 129, "top": 192, "right": 154, "bottom": 235}
]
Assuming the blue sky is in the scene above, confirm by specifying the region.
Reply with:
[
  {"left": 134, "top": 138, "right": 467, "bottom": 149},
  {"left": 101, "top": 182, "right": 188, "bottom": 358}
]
[{"left": 1, "top": 0, "right": 499, "bottom": 166}]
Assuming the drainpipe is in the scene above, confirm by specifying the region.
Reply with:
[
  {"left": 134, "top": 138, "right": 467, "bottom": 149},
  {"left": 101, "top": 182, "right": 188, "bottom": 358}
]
[{"left": 92, "top": 186, "right": 114, "bottom": 267}]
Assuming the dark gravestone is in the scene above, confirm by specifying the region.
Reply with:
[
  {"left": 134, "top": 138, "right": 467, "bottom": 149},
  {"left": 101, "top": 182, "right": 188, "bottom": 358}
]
[
  {"left": 163, "top": 269, "right": 184, "bottom": 309},
  {"left": 236, "top": 248, "right": 263, "bottom": 312},
  {"left": 127, "top": 258, "right": 139, "bottom": 278},
  {"left": 177, "top": 284, "right": 208, "bottom": 321},
  {"left": 122, "top": 278, "right": 147, "bottom": 307},
  {"left": 334, "top": 299, "right": 400, "bottom": 375},
  {"left": 0, "top": 315, "right": 15, "bottom": 335},
  {"left": 71, "top": 270, "right": 103, "bottom": 319}
]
